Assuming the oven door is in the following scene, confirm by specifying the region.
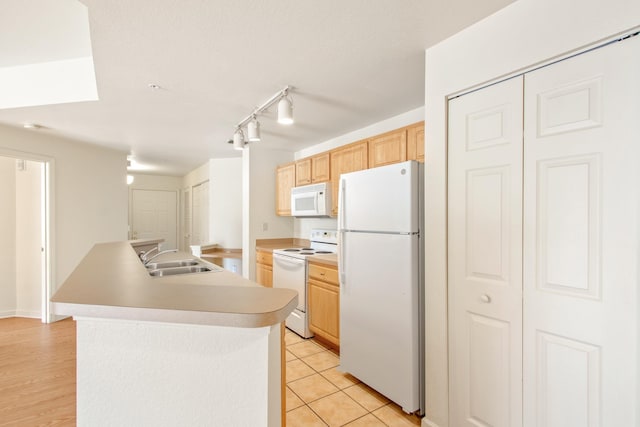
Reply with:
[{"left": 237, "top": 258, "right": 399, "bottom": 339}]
[{"left": 273, "top": 253, "right": 307, "bottom": 312}]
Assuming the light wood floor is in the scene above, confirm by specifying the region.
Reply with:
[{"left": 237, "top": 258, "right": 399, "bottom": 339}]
[{"left": 0, "top": 317, "right": 76, "bottom": 427}]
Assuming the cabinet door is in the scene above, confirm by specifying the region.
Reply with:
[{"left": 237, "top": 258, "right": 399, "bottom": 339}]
[
  {"left": 308, "top": 279, "right": 339, "bottom": 346},
  {"left": 295, "top": 158, "right": 312, "bottom": 186},
  {"left": 406, "top": 122, "right": 424, "bottom": 163},
  {"left": 256, "top": 263, "right": 273, "bottom": 287},
  {"left": 448, "top": 76, "right": 524, "bottom": 427},
  {"left": 330, "top": 141, "right": 368, "bottom": 216},
  {"left": 311, "top": 153, "right": 330, "bottom": 183},
  {"left": 276, "top": 163, "right": 295, "bottom": 216},
  {"left": 368, "top": 129, "right": 407, "bottom": 168}
]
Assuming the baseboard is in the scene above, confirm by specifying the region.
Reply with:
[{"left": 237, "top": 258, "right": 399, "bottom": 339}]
[
  {"left": 0, "top": 310, "right": 16, "bottom": 319},
  {"left": 422, "top": 418, "right": 444, "bottom": 427},
  {"left": 14, "top": 310, "right": 41, "bottom": 319},
  {"left": 50, "top": 314, "right": 70, "bottom": 323}
]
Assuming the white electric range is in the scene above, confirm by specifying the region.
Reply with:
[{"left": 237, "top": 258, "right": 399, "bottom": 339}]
[{"left": 272, "top": 229, "right": 338, "bottom": 338}]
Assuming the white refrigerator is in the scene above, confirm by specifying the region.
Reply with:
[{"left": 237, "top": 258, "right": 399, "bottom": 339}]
[{"left": 338, "top": 160, "right": 424, "bottom": 415}]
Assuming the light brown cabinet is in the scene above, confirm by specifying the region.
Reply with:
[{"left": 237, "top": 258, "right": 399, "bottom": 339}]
[
  {"left": 308, "top": 261, "right": 340, "bottom": 347},
  {"left": 368, "top": 128, "right": 407, "bottom": 168},
  {"left": 311, "top": 153, "right": 330, "bottom": 183},
  {"left": 295, "top": 158, "right": 312, "bottom": 186},
  {"left": 330, "top": 140, "right": 368, "bottom": 216},
  {"left": 276, "top": 162, "right": 296, "bottom": 216},
  {"left": 255, "top": 250, "right": 273, "bottom": 287},
  {"left": 296, "top": 153, "right": 330, "bottom": 186},
  {"left": 407, "top": 122, "right": 425, "bottom": 163}
]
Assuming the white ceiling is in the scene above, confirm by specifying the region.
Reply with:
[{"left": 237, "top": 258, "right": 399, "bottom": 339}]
[{"left": 0, "top": 0, "right": 513, "bottom": 176}]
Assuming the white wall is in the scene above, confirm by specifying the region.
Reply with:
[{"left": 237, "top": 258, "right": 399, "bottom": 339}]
[
  {"left": 0, "top": 124, "right": 128, "bottom": 307},
  {"left": 423, "top": 2, "right": 640, "bottom": 426},
  {"left": 0, "top": 157, "right": 17, "bottom": 317},
  {"left": 130, "top": 173, "right": 183, "bottom": 191},
  {"left": 208, "top": 158, "right": 242, "bottom": 248},
  {"left": 15, "top": 160, "right": 42, "bottom": 317},
  {"left": 183, "top": 161, "right": 210, "bottom": 188},
  {"left": 243, "top": 145, "right": 295, "bottom": 279}
]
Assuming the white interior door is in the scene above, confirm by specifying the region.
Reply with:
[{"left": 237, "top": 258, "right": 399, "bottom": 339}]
[
  {"left": 131, "top": 189, "right": 177, "bottom": 249},
  {"left": 448, "top": 76, "right": 524, "bottom": 427},
  {"left": 522, "top": 35, "right": 640, "bottom": 426}
]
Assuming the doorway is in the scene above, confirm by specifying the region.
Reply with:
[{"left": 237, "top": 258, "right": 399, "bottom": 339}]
[{"left": 0, "top": 151, "right": 53, "bottom": 323}]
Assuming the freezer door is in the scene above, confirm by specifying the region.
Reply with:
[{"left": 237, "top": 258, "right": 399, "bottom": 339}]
[
  {"left": 339, "top": 231, "right": 422, "bottom": 413},
  {"left": 339, "top": 161, "right": 421, "bottom": 234}
]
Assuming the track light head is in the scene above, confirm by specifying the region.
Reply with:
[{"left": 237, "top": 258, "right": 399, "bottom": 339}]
[
  {"left": 247, "top": 117, "right": 261, "bottom": 142},
  {"left": 277, "top": 95, "right": 294, "bottom": 125},
  {"left": 233, "top": 129, "right": 245, "bottom": 150}
]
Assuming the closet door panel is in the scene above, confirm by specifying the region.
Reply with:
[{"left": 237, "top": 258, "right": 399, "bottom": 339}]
[
  {"left": 523, "top": 35, "right": 640, "bottom": 426},
  {"left": 448, "top": 76, "right": 524, "bottom": 427}
]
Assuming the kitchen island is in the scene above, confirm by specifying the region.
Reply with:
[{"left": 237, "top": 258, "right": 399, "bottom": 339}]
[{"left": 51, "top": 240, "right": 297, "bottom": 427}]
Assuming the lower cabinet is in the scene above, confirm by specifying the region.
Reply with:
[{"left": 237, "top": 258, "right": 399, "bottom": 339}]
[
  {"left": 308, "top": 261, "right": 339, "bottom": 347},
  {"left": 255, "top": 250, "right": 273, "bottom": 287}
]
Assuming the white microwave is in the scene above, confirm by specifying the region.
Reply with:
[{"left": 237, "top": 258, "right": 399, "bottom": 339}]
[{"left": 291, "top": 182, "right": 332, "bottom": 217}]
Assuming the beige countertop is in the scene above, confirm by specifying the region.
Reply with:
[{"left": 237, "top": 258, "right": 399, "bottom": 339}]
[
  {"left": 255, "top": 238, "right": 338, "bottom": 266},
  {"left": 255, "top": 238, "right": 310, "bottom": 252},
  {"left": 308, "top": 253, "right": 338, "bottom": 267},
  {"left": 51, "top": 241, "right": 297, "bottom": 328}
]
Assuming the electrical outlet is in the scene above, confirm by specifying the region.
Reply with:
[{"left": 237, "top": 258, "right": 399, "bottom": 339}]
[{"left": 262, "top": 222, "right": 268, "bottom": 231}]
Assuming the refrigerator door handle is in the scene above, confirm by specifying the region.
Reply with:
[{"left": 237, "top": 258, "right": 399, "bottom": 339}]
[{"left": 338, "top": 178, "right": 346, "bottom": 288}]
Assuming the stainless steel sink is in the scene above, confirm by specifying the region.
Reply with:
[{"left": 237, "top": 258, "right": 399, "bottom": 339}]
[
  {"left": 148, "top": 265, "right": 213, "bottom": 277},
  {"left": 145, "top": 259, "right": 199, "bottom": 269}
]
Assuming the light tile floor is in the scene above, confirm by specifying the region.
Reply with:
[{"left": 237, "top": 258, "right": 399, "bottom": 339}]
[{"left": 285, "top": 329, "right": 422, "bottom": 427}]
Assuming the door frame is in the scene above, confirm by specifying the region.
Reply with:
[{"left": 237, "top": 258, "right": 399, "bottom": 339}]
[{"left": 0, "top": 148, "right": 55, "bottom": 324}]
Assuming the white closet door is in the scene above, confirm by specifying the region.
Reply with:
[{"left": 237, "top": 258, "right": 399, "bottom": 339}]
[
  {"left": 523, "top": 36, "right": 640, "bottom": 426},
  {"left": 448, "top": 76, "right": 524, "bottom": 427}
]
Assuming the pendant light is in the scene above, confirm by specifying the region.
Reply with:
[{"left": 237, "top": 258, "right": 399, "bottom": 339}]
[
  {"left": 277, "top": 91, "right": 294, "bottom": 125},
  {"left": 247, "top": 116, "right": 261, "bottom": 142},
  {"left": 233, "top": 128, "right": 245, "bottom": 150}
]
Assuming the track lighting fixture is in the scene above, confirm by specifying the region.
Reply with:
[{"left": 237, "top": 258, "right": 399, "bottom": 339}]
[
  {"left": 247, "top": 116, "right": 261, "bottom": 142},
  {"left": 233, "top": 128, "right": 245, "bottom": 150},
  {"left": 227, "top": 86, "right": 294, "bottom": 149},
  {"left": 277, "top": 90, "right": 294, "bottom": 125}
]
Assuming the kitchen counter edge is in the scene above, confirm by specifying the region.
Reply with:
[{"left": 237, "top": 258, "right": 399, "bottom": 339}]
[{"left": 51, "top": 241, "right": 298, "bottom": 328}]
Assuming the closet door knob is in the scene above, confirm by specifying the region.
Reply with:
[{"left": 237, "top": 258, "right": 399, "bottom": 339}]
[{"left": 480, "top": 294, "right": 491, "bottom": 303}]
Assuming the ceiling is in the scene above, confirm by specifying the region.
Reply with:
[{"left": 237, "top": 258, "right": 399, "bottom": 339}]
[{"left": 0, "top": 0, "right": 513, "bottom": 176}]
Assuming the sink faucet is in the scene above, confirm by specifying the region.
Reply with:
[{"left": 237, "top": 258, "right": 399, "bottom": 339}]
[
  {"left": 139, "top": 246, "right": 159, "bottom": 262},
  {"left": 141, "top": 248, "right": 178, "bottom": 265}
]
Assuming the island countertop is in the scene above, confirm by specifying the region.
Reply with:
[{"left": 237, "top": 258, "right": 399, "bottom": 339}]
[{"left": 51, "top": 241, "right": 298, "bottom": 328}]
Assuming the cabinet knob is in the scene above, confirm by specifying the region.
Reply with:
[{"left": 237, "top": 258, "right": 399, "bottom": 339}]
[{"left": 480, "top": 294, "right": 491, "bottom": 303}]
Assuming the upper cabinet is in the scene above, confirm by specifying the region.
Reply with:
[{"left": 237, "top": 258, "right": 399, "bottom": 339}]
[
  {"left": 368, "top": 128, "right": 407, "bottom": 168},
  {"left": 276, "top": 162, "right": 296, "bottom": 216},
  {"left": 295, "top": 158, "right": 312, "bottom": 186},
  {"left": 406, "top": 122, "right": 425, "bottom": 163},
  {"left": 295, "top": 153, "right": 330, "bottom": 186},
  {"left": 311, "top": 153, "right": 330, "bottom": 183},
  {"left": 330, "top": 140, "right": 368, "bottom": 216}
]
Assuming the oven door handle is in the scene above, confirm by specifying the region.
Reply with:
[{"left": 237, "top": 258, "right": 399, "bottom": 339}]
[{"left": 273, "top": 254, "right": 305, "bottom": 269}]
